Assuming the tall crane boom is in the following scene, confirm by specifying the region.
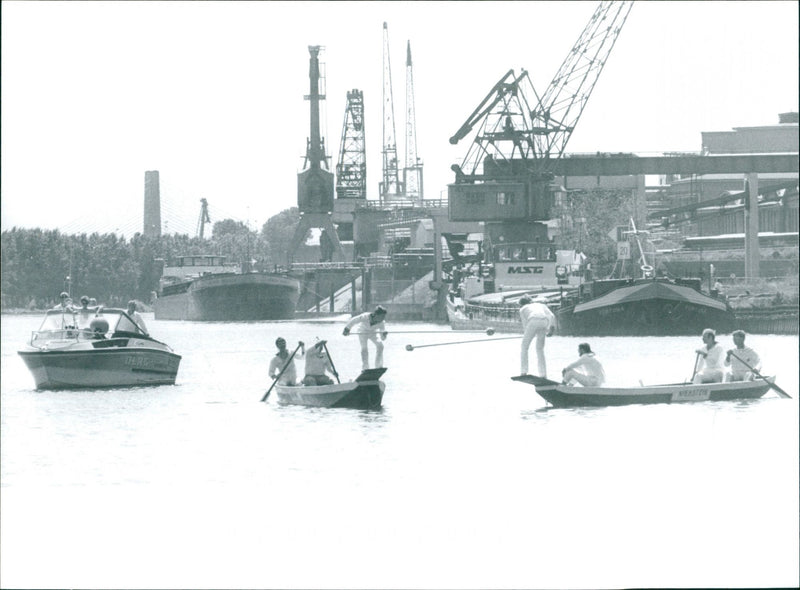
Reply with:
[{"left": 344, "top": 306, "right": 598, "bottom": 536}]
[
  {"left": 451, "top": 1, "right": 633, "bottom": 182},
  {"left": 531, "top": 0, "right": 634, "bottom": 163},
  {"left": 403, "top": 41, "right": 423, "bottom": 201},
  {"left": 380, "top": 22, "right": 404, "bottom": 201}
]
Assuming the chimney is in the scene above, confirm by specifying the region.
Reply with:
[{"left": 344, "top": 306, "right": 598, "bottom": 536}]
[{"left": 143, "top": 170, "right": 161, "bottom": 237}]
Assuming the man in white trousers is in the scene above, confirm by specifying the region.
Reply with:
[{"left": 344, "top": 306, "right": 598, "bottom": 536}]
[
  {"left": 343, "top": 306, "right": 388, "bottom": 371},
  {"left": 518, "top": 296, "right": 556, "bottom": 377}
]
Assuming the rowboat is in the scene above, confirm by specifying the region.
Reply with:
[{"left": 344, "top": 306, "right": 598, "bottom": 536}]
[
  {"left": 18, "top": 307, "right": 181, "bottom": 390},
  {"left": 275, "top": 368, "right": 386, "bottom": 409},
  {"left": 511, "top": 374, "right": 775, "bottom": 408}
]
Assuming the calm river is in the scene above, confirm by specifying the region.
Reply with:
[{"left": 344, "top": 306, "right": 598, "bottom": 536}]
[{"left": 1, "top": 313, "right": 798, "bottom": 589}]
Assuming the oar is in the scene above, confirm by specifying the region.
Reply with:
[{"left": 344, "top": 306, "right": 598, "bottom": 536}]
[
  {"left": 380, "top": 328, "right": 496, "bottom": 335},
  {"left": 406, "top": 335, "right": 521, "bottom": 351},
  {"left": 261, "top": 343, "right": 303, "bottom": 402},
  {"left": 689, "top": 352, "right": 701, "bottom": 383},
  {"left": 729, "top": 352, "right": 791, "bottom": 399},
  {"left": 322, "top": 341, "right": 341, "bottom": 384}
]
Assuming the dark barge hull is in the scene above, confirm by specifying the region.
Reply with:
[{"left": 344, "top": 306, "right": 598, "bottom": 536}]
[
  {"left": 154, "top": 273, "right": 300, "bottom": 321},
  {"left": 556, "top": 280, "right": 734, "bottom": 336}
]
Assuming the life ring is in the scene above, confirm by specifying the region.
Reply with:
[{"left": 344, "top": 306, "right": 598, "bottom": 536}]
[{"left": 641, "top": 264, "right": 654, "bottom": 274}]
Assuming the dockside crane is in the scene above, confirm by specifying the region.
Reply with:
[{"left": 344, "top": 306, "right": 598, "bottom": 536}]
[
  {"left": 403, "top": 41, "right": 423, "bottom": 202},
  {"left": 335, "top": 89, "right": 367, "bottom": 200},
  {"left": 449, "top": 0, "right": 633, "bottom": 224},
  {"left": 380, "top": 22, "right": 404, "bottom": 203},
  {"left": 197, "top": 197, "right": 211, "bottom": 239},
  {"left": 289, "top": 45, "right": 344, "bottom": 263}
]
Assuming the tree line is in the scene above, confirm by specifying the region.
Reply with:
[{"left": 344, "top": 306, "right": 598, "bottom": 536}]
[{"left": 1, "top": 208, "right": 301, "bottom": 310}]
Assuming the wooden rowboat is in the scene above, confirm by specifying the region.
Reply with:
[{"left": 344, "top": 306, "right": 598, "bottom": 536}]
[
  {"left": 275, "top": 368, "right": 386, "bottom": 409},
  {"left": 511, "top": 374, "right": 775, "bottom": 408}
]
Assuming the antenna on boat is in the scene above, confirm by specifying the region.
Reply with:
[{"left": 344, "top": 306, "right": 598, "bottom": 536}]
[{"left": 624, "top": 218, "right": 654, "bottom": 278}]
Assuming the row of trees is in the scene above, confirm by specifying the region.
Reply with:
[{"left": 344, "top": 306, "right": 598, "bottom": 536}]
[{"left": 1, "top": 209, "right": 301, "bottom": 310}]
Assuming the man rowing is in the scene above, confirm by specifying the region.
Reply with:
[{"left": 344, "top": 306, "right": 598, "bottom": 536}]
[
  {"left": 693, "top": 328, "right": 725, "bottom": 384},
  {"left": 302, "top": 340, "right": 337, "bottom": 386},
  {"left": 269, "top": 337, "right": 304, "bottom": 386},
  {"left": 724, "top": 330, "right": 761, "bottom": 382}
]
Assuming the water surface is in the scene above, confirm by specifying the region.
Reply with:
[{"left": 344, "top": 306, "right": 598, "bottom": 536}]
[{"left": 2, "top": 313, "right": 798, "bottom": 588}]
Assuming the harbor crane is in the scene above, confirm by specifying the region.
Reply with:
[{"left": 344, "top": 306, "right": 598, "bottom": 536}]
[
  {"left": 403, "top": 41, "right": 423, "bottom": 202},
  {"left": 335, "top": 89, "right": 367, "bottom": 200},
  {"left": 380, "top": 22, "right": 404, "bottom": 202},
  {"left": 289, "top": 45, "right": 344, "bottom": 263},
  {"left": 449, "top": 0, "right": 633, "bottom": 223},
  {"left": 196, "top": 197, "right": 211, "bottom": 239}
]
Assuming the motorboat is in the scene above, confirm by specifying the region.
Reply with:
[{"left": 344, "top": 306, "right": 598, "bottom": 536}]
[{"left": 18, "top": 307, "right": 181, "bottom": 390}]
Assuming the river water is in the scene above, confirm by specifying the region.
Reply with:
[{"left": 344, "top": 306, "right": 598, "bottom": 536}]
[{"left": 1, "top": 313, "right": 798, "bottom": 589}]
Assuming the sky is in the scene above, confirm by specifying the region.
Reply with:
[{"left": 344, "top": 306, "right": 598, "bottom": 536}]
[{"left": 1, "top": 1, "right": 798, "bottom": 236}]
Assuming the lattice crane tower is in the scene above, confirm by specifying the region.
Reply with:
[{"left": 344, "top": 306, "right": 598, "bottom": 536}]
[
  {"left": 380, "top": 22, "right": 404, "bottom": 203},
  {"left": 403, "top": 41, "right": 423, "bottom": 202},
  {"left": 449, "top": 0, "right": 634, "bottom": 225},
  {"left": 335, "top": 89, "right": 367, "bottom": 200}
]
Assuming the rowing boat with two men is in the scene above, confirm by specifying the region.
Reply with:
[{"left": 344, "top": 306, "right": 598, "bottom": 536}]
[{"left": 510, "top": 374, "right": 781, "bottom": 408}]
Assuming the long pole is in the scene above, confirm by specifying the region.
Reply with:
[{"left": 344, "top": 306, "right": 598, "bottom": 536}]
[
  {"left": 406, "top": 335, "right": 521, "bottom": 351},
  {"left": 262, "top": 343, "right": 303, "bottom": 402}
]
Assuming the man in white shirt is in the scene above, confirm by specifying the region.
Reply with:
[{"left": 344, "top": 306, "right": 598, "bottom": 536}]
[
  {"left": 343, "top": 306, "right": 388, "bottom": 371},
  {"left": 126, "top": 300, "right": 149, "bottom": 335},
  {"left": 725, "top": 330, "right": 761, "bottom": 382},
  {"left": 693, "top": 328, "right": 725, "bottom": 384},
  {"left": 518, "top": 296, "right": 556, "bottom": 377},
  {"left": 303, "top": 340, "right": 337, "bottom": 386},
  {"left": 562, "top": 343, "right": 606, "bottom": 387}
]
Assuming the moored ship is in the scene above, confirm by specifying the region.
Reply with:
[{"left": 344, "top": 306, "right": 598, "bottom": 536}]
[
  {"left": 555, "top": 276, "right": 735, "bottom": 336},
  {"left": 154, "top": 255, "right": 300, "bottom": 321}
]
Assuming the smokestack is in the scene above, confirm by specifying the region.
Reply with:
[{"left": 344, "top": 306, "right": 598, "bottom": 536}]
[{"left": 144, "top": 170, "right": 161, "bottom": 237}]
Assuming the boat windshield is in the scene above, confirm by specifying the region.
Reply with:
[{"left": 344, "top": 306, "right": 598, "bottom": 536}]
[{"left": 37, "top": 308, "right": 144, "bottom": 336}]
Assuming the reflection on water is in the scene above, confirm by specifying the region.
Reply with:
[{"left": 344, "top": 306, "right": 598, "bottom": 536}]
[{"left": 1, "top": 313, "right": 798, "bottom": 588}]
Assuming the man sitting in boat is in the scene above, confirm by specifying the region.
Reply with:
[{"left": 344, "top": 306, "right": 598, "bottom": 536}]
[
  {"left": 126, "top": 300, "right": 149, "bottom": 335},
  {"left": 693, "top": 328, "right": 725, "bottom": 384},
  {"left": 269, "top": 337, "right": 305, "bottom": 386},
  {"left": 302, "top": 340, "right": 337, "bottom": 386},
  {"left": 724, "top": 330, "right": 761, "bottom": 382},
  {"left": 561, "top": 343, "right": 606, "bottom": 387}
]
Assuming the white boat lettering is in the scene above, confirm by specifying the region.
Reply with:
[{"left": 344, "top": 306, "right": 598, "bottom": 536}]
[
  {"left": 672, "top": 387, "right": 710, "bottom": 401},
  {"left": 507, "top": 266, "right": 544, "bottom": 274}
]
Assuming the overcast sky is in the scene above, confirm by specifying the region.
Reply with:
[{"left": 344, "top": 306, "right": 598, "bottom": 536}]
[{"left": 2, "top": 1, "right": 797, "bottom": 236}]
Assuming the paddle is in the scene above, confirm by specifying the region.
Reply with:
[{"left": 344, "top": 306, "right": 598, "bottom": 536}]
[
  {"left": 689, "top": 352, "right": 701, "bottom": 383},
  {"left": 322, "top": 341, "right": 341, "bottom": 384},
  {"left": 261, "top": 343, "right": 303, "bottom": 402},
  {"left": 406, "top": 335, "right": 522, "bottom": 351},
  {"left": 729, "top": 352, "right": 791, "bottom": 399}
]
